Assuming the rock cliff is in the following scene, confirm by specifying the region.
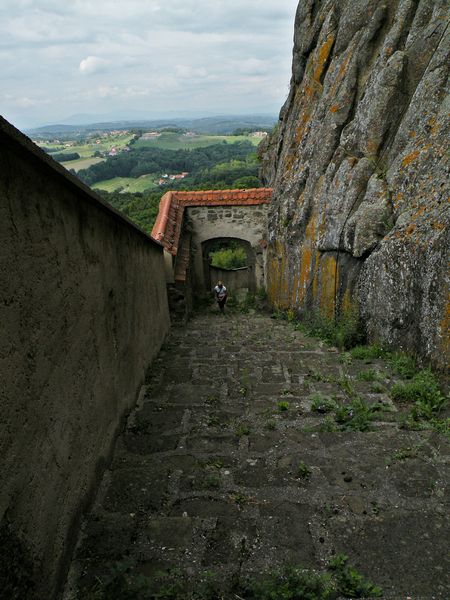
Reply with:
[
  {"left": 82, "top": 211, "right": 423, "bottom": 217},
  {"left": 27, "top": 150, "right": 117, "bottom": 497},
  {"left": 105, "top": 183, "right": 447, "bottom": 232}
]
[{"left": 261, "top": 0, "right": 449, "bottom": 368}]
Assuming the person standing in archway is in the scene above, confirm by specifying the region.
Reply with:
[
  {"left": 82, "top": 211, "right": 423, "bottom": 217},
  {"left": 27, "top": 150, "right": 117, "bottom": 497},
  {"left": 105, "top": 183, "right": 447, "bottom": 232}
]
[{"left": 214, "top": 281, "right": 228, "bottom": 314}]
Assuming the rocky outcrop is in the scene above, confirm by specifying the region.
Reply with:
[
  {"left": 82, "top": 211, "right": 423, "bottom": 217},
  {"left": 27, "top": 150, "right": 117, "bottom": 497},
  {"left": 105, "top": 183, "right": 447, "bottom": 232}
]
[{"left": 261, "top": 0, "right": 449, "bottom": 368}]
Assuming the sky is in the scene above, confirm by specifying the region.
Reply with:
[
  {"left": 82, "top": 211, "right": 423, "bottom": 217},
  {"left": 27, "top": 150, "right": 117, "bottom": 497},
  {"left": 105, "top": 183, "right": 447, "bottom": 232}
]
[{"left": 0, "top": 0, "right": 299, "bottom": 129}]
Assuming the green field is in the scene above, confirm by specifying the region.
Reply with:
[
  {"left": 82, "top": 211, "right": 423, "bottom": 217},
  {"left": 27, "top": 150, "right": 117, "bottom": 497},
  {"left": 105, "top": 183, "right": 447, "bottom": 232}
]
[
  {"left": 40, "top": 130, "right": 264, "bottom": 192},
  {"left": 92, "top": 175, "right": 158, "bottom": 193},
  {"left": 37, "top": 132, "right": 135, "bottom": 158},
  {"left": 63, "top": 157, "right": 105, "bottom": 172},
  {"left": 134, "top": 132, "right": 263, "bottom": 150}
]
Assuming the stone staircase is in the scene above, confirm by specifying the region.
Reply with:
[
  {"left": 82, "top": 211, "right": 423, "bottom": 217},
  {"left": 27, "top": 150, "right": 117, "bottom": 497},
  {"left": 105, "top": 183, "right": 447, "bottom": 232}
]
[{"left": 64, "top": 310, "right": 450, "bottom": 599}]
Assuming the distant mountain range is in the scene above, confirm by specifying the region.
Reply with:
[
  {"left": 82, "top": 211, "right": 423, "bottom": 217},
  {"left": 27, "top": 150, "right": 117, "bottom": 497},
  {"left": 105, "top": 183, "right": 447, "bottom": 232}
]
[{"left": 26, "top": 114, "right": 277, "bottom": 137}]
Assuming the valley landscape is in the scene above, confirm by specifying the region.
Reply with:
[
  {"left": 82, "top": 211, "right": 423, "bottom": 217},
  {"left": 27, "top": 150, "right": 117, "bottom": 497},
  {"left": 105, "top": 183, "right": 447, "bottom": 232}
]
[
  {"left": 1, "top": 0, "right": 449, "bottom": 599},
  {"left": 30, "top": 117, "right": 274, "bottom": 231}
]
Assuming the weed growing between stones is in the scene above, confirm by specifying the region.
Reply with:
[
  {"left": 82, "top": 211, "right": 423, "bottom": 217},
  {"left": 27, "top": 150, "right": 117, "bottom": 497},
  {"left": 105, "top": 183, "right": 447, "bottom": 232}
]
[
  {"left": 350, "top": 345, "right": 387, "bottom": 360},
  {"left": 278, "top": 400, "right": 290, "bottom": 412},
  {"left": 318, "top": 416, "right": 338, "bottom": 432},
  {"left": 309, "top": 369, "right": 333, "bottom": 383},
  {"left": 297, "top": 461, "right": 312, "bottom": 479},
  {"left": 203, "top": 473, "right": 221, "bottom": 490},
  {"left": 264, "top": 419, "right": 276, "bottom": 430},
  {"left": 87, "top": 555, "right": 382, "bottom": 599},
  {"left": 235, "top": 423, "right": 251, "bottom": 437},
  {"left": 391, "top": 369, "right": 450, "bottom": 436},
  {"left": 388, "top": 352, "right": 418, "bottom": 379},
  {"left": 292, "top": 310, "right": 365, "bottom": 350},
  {"left": 370, "top": 381, "right": 386, "bottom": 394},
  {"left": 229, "top": 493, "right": 251, "bottom": 508},
  {"left": 334, "top": 398, "right": 376, "bottom": 432},
  {"left": 392, "top": 369, "right": 448, "bottom": 436},
  {"left": 391, "top": 369, "right": 445, "bottom": 412},
  {"left": 388, "top": 445, "right": 423, "bottom": 463},
  {"left": 241, "top": 555, "right": 381, "bottom": 599},
  {"left": 310, "top": 393, "right": 337, "bottom": 413},
  {"left": 205, "top": 458, "right": 224, "bottom": 470},
  {"left": 205, "top": 394, "right": 219, "bottom": 406},
  {"left": 337, "top": 375, "right": 358, "bottom": 399},
  {"left": 356, "top": 368, "right": 383, "bottom": 382}
]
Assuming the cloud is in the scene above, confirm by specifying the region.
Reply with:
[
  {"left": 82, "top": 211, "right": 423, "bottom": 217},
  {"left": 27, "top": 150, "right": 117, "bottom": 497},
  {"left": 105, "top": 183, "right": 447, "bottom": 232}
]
[
  {"left": 79, "top": 56, "right": 110, "bottom": 75},
  {"left": 0, "top": 0, "right": 298, "bottom": 126}
]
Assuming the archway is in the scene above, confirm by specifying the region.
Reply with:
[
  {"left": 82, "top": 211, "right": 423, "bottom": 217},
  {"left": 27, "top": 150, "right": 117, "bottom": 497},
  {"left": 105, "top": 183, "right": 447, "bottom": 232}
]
[{"left": 201, "top": 237, "right": 256, "bottom": 298}]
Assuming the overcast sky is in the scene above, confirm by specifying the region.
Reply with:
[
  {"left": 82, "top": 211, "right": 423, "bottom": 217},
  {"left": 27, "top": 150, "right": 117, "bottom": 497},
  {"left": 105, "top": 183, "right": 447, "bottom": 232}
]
[{"left": 0, "top": 0, "right": 298, "bottom": 129}]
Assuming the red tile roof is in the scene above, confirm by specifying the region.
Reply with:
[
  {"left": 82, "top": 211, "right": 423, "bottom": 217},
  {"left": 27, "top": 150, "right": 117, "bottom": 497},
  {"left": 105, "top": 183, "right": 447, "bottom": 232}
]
[{"left": 151, "top": 188, "right": 272, "bottom": 255}]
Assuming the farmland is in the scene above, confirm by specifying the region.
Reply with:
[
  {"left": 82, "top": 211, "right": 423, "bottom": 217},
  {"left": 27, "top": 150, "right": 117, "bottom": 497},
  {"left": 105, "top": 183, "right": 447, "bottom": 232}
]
[
  {"left": 33, "top": 125, "right": 268, "bottom": 229},
  {"left": 92, "top": 175, "right": 158, "bottom": 193},
  {"left": 134, "top": 131, "right": 263, "bottom": 151},
  {"left": 37, "top": 130, "right": 266, "bottom": 181}
]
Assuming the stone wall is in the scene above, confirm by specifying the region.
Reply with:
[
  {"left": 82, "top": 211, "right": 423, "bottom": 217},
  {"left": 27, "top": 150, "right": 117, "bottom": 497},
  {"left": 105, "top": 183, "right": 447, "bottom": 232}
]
[
  {"left": 185, "top": 204, "right": 269, "bottom": 294},
  {"left": 0, "top": 117, "right": 170, "bottom": 598},
  {"left": 261, "top": 0, "right": 449, "bottom": 368}
]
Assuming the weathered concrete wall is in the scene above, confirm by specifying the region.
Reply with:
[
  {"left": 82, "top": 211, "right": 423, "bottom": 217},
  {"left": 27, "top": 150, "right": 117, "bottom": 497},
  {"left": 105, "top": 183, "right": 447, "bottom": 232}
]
[
  {"left": 0, "top": 117, "right": 170, "bottom": 598},
  {"left": 186, "top": 204, "right": 269, "bottom": 294},
  {"left": 261, "top": 0, "right": 449, "bottom": 368}
]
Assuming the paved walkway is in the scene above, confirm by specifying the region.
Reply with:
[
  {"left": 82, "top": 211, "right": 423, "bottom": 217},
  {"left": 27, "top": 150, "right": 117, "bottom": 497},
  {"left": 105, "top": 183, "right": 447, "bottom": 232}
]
[{"left": 66, "top": 310, "right": 449, "bottom": 598}]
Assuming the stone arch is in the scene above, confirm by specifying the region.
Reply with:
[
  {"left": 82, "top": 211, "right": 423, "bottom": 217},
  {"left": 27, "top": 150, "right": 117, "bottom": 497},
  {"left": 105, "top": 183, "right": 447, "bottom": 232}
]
[{"left": 201, "top": 237, "right": 256, "bottom": 296}]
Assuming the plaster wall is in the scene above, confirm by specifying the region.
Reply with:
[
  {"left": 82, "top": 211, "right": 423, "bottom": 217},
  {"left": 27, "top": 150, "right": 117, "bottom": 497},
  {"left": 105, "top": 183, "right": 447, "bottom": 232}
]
[
  {"left": 0, "top": 121, "right": 170, "bottom": 598},
  {"left": 186, "top": 204, "right": 269, "bottom": 294}
]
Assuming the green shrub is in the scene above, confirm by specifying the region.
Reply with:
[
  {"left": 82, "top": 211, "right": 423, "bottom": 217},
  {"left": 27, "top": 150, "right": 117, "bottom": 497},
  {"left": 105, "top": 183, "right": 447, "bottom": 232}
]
[
  {"left": 329, "top": 555, "right": 382, "bottom": 597},
  {"left": 430, "top": 418, "right": 450, "bottom": 438},
  {"left": 356, "top": 369, "right": 382, "bottom": 382},
  {"left": 210, "top": 246, "right": 247, "bottom": 269},
  {"left": 391, "top": 369, "right": 446, "bottom": 420},
  {"left": 278, "top": 401, "right": 290, "bottom": 412},
  {"left": 334, "top": 398, "right": 375, "bottom": 432},
  {"left": 241, "top": 565, "right": 335, "bottom": 600},
  {"left": 240, "top": 556, "right": 382, "bottom": 599},
  {"left": 310, "top": 394, "right": 337, "bottom": 414},
  {"left": 295, "top": 312, "right": 364, "bottom": 350},
  {"left": 370, "top": 382, "right": 386, "bottom": 394},
  {"left": 350, "top": 345, "right": 386, "bottom": 360},
  {"left": 236, "top": 423, "right": 251, "bottom": 437},
  {"left": 319, "top": 417, "right": 338, "bottom": 432},
  {"left": 297, "top": 461, "right": 312, "bottom": 479},
  {"left": 388, "top": 353, "right": 417, "bottom": 379}
]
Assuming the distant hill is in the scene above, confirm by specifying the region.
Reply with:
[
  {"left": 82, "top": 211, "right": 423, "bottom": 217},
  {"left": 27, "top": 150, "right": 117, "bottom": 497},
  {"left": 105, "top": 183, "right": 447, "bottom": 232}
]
[{"left": 26, "top": 114, "right": 277, "bottom": 138}]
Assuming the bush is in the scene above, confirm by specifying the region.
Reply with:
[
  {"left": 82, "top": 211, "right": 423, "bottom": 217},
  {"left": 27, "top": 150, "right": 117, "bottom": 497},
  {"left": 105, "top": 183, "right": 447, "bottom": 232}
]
[
  {"left": 334, "top": 398, "right": 375, "bottom": 432},
  {"left": 295, "top": 312, "right": 364, "bottom": 350},
  {"left": 388, "top": 352, "right": 417, "bottom": 379},
  {"left": 241, "top": 555, "right": 382, "bottom": 599},
  {"left": 350, "top": 345, "right": 387, "bottom": 360},
  {"left": 391, "top": 370, "right": 446, "bottom": 420},
  {"left": 310, "top": 394, "right": 337, "bottom": 414}
]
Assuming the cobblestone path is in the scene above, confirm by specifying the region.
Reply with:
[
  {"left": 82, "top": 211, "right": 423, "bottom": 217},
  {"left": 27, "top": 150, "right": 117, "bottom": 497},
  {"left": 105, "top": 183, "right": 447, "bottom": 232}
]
[{"left": 66, "top": 311, "right": 450, "bottom": 599}]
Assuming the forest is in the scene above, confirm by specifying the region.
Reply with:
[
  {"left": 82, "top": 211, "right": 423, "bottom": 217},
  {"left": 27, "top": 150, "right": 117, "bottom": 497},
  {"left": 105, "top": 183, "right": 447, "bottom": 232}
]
[
  {"left": 88, "top": 140, "right": 262, "bottom": 232},
  {"left": 75, "top": 141, "right": 257, "bottom": 186}
]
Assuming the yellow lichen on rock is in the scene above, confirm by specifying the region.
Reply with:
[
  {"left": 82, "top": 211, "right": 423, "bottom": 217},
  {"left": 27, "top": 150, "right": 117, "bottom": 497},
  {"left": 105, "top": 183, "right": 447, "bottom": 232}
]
[
  {"left": 402, "top": 150, "right": 420, "bottom": 168},
  {"left": 313, "top": 33, "right": 335, "bottom": 83},
  {"left": 318, "top": 254, "right": 337, "bottom": 319},
  {"left": 439, "top": 297, "right": 450, "bottom": 369}
]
